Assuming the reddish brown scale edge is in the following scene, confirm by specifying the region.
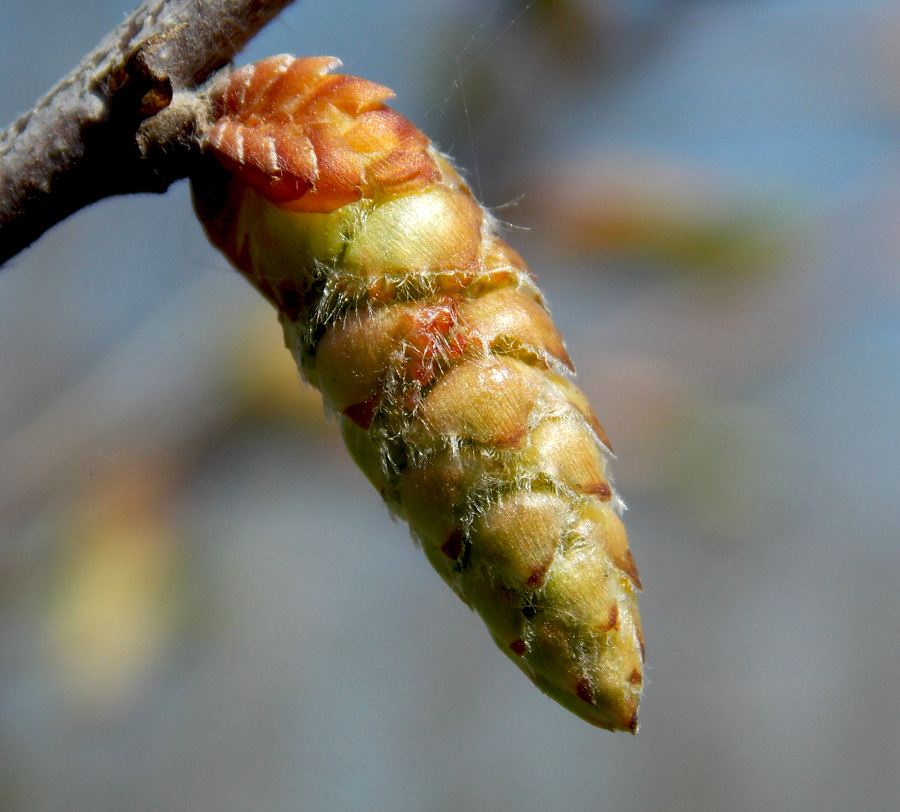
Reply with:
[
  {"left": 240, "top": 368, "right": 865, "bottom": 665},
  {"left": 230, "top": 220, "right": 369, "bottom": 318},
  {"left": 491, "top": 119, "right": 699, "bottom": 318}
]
[
  {"left": 588, "top": 482, "right": 613, "bottom": 500},
  {"left": 584, "top": 409, "right": 613, "bottom": 453},
  {"left": 598, "top": 604, "right": 620, "bottom": 634},
  {"left": 623, "top": 551, "right": 642, "bottom": 590}
]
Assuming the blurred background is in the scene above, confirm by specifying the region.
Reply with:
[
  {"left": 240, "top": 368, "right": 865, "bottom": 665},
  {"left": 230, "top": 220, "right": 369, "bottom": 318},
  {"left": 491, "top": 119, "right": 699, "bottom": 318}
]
[{"left": 2, "top": 0, "right": 900, "bottom": 810}]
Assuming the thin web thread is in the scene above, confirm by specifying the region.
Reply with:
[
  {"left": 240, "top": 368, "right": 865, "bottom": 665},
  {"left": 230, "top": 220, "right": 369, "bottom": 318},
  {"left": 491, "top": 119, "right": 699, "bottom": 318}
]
[{"left": 433, "top": 0, "right": 539, "bottom": 202}]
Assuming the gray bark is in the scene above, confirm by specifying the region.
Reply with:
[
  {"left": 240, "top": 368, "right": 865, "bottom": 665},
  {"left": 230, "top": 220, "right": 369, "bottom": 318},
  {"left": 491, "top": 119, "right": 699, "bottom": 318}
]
[{"left": 0, "top": 0, "right": 298, "bottom": 266}]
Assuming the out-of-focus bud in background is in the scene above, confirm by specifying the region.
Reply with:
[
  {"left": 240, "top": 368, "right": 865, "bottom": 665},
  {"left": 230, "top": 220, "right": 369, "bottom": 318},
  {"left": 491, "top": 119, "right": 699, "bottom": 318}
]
[
  {"left": 533, "top": 155, "right": 799, "bottom": 276},
  {"left": 43, "top": 461, "right": 187, "bottom": 717}
]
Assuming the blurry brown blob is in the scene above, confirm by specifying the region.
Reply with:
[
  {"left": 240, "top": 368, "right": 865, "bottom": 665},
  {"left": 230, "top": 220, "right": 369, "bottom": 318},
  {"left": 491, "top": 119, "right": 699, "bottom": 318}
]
[
  {"left": 520, "top": 0, "right": 616, "bottom": 67},
  {"left": 44, "top": 461, "right": 186, "bottom": 716},
  {"left": 579, "top": 352, "right": 798, "bottom": 542},
  {"left": 533, "top": 156, "right": 797, "bottom": 275}
]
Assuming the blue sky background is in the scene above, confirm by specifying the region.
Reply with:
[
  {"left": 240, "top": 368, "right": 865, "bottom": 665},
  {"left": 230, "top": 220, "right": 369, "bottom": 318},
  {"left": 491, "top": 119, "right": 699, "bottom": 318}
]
[{"left": 2, "top": 2, "right": 900, "bottom": 810}]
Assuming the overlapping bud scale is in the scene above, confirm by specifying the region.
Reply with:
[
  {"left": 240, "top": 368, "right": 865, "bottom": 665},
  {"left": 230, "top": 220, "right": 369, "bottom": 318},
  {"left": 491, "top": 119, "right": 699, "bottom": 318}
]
[{"left": 193, "top": 56, "right": 644, "bottom": 731}]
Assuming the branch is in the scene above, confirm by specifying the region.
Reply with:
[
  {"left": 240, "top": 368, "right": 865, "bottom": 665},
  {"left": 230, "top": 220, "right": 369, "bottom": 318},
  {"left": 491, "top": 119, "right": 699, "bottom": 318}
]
[{"left": 0, "top": 0, "right": 298, "bottom": 267}]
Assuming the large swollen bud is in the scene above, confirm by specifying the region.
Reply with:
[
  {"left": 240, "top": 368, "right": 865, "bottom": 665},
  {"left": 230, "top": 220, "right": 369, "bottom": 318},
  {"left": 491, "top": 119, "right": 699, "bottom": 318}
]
[{"left": 192, "top": 55, "right": 644, "bottom": 731}]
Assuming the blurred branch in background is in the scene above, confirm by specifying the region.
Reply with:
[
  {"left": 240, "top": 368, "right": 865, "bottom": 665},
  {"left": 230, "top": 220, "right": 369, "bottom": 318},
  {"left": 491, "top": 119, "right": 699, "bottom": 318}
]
[{"left": 0, "top": 0, "right": 297, "bottom": 266}]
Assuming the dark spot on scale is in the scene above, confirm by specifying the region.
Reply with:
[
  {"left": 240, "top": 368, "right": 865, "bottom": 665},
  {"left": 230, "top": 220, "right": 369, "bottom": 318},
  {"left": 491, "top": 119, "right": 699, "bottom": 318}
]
[
  {"left": 279, "top": 287, "right": 305, "bottom": 322},
  {"left": 592, "top": 481, "right": 613, "bottom": 501},
  {"left": 627, "top": 668, "right": 642, "bottom": 685},
  {"left": 575, "top": 678, "right": 595, "bottom": 705},
  {"left": 389, "top": 444, "right": 408, "bottom": 473},
  {"left": 310, "top": 319, "right": 328, "bottom": 345},
  {"left": 441, "top": 529, "right": 463, "bottom": 560},
  {"left": 509, "top": 639, "right": 526, "bottom": 657},
  {"left": 526, "top": 564, "right": 550, "bottom": 589},
  {"left": 628, "top": 709, "right": 639, "bottom": 733},
  {"left": 521, "top": 602, "right": 538, "bottom": 620},
  {"left": 342, "top": 396, "right": 380, "bottom": 430}
]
